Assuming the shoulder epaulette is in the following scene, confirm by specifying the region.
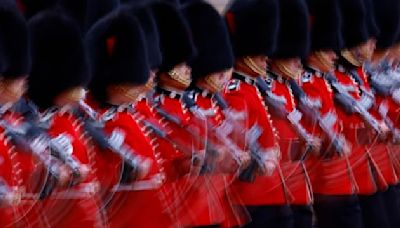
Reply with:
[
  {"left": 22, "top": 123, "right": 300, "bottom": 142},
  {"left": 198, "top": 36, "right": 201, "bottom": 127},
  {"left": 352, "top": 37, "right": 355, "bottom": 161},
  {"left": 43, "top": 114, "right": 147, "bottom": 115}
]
[
  {"left": 226, "top": 79, "right": 241, "bottom": 92},
  {"left": 301, "top": 71, "right": 313, "bottom": 83}
]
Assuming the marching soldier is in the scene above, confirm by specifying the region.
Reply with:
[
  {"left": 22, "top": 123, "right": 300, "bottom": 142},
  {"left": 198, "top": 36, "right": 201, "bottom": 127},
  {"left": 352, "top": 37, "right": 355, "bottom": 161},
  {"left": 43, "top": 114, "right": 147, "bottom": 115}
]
[
  {"left": 122, "top": 2, "right": 192, "bottom": 227},
  {"left": 224, "top": 0, "right": 292, "bottom": 227},
  {"left": 0, "top": 2, "right": 70, "bottom": 227},
  {"left": 265, "top": 0, "right": 318, "bottom": 227},
  {"left": 363, "top": 0, "right": 400, "bottom": 226},
  {"left": 26, "top": 10, "right": 103, "bottom": 227},
  {"left": 301, "top": 0, "right": 364, "bottom": 227},
  {"left": 85, "top": 9, "right": 169, "bottom": 228},
  {"left": 149, "top": 1, "right": 220, "bottom": 227},
  {"left": 329, "top": 0, "right": 391, "bottom": 226},
  {"left": 0, "top": 1, "right": 31, "bottom": 226},
  {"left": 182, "top": 0, "right": 251, "bottom": 227}
]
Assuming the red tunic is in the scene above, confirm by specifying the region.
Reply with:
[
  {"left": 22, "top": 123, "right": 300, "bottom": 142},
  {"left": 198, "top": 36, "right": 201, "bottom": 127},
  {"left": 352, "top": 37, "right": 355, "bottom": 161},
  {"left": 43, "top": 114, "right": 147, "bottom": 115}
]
[
  {"left": 191, "top": 89, "right": 251, "bottom": 227},
  {"left": 265, "top": 73, "right": 312, "bottom": 205},
  {"left": 0, "top": 111, "right": 47, "bottom": 228},
  {"left": 40, "top": 112, "right": 102, "bottom": 228},
  {"left": 300, "top": 69, "right": 356, "bottom": 196},
  {"left": 358, "top": 66, "right": 399, "bottom": 188},
  {"left": 334, "top": 68, "right": 378, "bottom": 195},
  {"left": 223, "top": 74, "right": 288, "bottom": 206},
  {"left": 0, "top": 123, "right": 21, "bottom": 227},
  {"left": 92, "top": 107, "right": 168, "bottom": 228},
  {"left": 152, "top": 89, "right": 224, "bottom": 227}
]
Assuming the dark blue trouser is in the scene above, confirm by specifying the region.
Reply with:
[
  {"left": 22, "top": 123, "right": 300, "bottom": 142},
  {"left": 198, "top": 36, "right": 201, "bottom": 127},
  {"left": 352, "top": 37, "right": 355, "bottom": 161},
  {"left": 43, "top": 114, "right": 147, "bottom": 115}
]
[
  {"left": 291, "top": 205, "right": 313, "bottom": 228},
  {"left": 244, "top": 205, "right": 293, "bottom": 228},
  {"left": 359, "top": 192, "right": 391, "bottom": 228},
  {"left": 382, "top": 185, "right": 400, "bottom": 228},
  {"left": 313, "top": 194, "right": 364, "bottom": 228}
]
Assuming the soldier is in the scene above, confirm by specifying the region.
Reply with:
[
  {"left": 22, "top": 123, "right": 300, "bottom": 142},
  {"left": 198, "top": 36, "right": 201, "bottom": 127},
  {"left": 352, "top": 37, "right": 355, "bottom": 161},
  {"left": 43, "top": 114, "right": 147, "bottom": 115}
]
[
  {"left": 26, "top": 10, "right": 103, "bottom": 227},
  {"left": 0, "top": 2, "right": 72, "bottom": 227},
  {"left": 224, "top": 0, "right": 292, "bottom": 227},
  {"left": 85, "top": 9, "right": 170, "bottom": 228},
  {"left": 363, "top": 0, "right": 400, "bottom": 226},
  {"left": 301, "top": 0, "right": 364, "bottom": 227},
  {"left": 0, "top": 1, "right": 32, "bottom": 226},
  {"left": 182, "top": 0, "right": 251, "bottom": 227},
  {"left": 329, "top": 0, "right": 391, "bottom": 226},
  {"left": 149, "top": 1, "right": 222, "bottom": 227},
  {"left": 265, "top": 0, "right": 320, "bottom": 227}
]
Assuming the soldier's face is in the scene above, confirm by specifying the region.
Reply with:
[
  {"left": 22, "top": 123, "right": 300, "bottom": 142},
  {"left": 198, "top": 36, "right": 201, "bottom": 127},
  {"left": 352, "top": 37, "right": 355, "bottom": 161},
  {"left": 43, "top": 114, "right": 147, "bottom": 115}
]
[
  {"left": 250, "top": 56, "right": 268, "bottom": 72},
  {"left": 0, "top": 77, "right": 27, "bottom": 104},
  {"left": 106, "top": 84, "right": 144, "bottom": 104},
  {"left": 54, "top": 87, "right": 86, "bottom": 107},
  {"left": 275, "top": 58, "right": 303, "bottom": 79},
  {"left": 205, "top": 68, "right": 233, "bottom": 92},
  {"left": 314, "top": 50, "right": 337, "bottom": 72},
  {"left": 352, "top": 39, "right": 376, "bottom": 62}
]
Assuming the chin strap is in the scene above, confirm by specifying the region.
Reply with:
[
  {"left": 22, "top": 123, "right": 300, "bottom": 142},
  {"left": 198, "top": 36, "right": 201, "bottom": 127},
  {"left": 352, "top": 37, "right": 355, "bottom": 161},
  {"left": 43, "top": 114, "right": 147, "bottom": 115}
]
[
  {"left": 168, "top": 69, "right": 192, "bottom": 87},
  {"left": 243, "top": 57, "right": 267, "bottom": 77},
  {"left": 341, "top": 49, "right": 363, "bottom": 67}
]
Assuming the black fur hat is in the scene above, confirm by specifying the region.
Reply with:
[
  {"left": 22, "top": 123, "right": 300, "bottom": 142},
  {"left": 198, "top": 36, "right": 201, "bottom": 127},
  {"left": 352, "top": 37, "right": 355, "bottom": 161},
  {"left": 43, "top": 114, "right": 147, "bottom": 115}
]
[
  {"left": 150, "top": 1, "right": 196, "bottom": 72},
  {"left": 372, "top": 0, "right": 400, "bottom": 49},
  {"left": 308, "top": 0, "right": 344, "bottom": 52},
  {"left": 27, "top": 10, "right": 90, "bottom": 109},
  {"left": 183, "top": 0, "right": 233, "bottom": 80},
  {"left": 364, "top": 0, "right": 380, "bottom": 39},
  {"left": 225, "top": 0, "right": 279, "bottom": 58},
  {"left": 18, "top": 0, "right": 58, "bottom": 19},
  {"left": 273, "top": 0, "right": 310, "bottom": 59},
  {"left": 58, "top": 0, "right": 120, "bottom": 34},
  {"left": 122, "top": 2, "right": 162, "bottom": 69},
  {"left": 86, "top": 10, "right": 149, "bottom": 104},
  {"left": 338, "top": 0, "right": 369, "bottom": 49},
  {"left": 0, "top": 0, "right": 30, "bottom": 79}
]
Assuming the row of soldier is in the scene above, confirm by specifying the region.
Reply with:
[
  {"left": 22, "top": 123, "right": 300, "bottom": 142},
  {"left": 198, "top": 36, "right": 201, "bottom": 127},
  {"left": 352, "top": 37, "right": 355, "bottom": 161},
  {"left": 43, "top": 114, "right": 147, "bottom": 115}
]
[{"left": 1, "top": 0, "right": 400, "bottom": 227}]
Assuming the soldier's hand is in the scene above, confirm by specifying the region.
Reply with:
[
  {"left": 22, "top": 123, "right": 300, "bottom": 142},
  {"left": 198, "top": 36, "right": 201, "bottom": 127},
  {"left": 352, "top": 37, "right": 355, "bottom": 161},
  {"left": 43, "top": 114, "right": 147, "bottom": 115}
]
[
  {"left": 1, "top": 190, "right": 21, "bottom": 207},
  {"left": 309, "top": 137, "right": 322, "bottom": 153},
  {"left": 378, "top": 121, "right": 390, "bottom": 140},
  {"left": 261, "top": 159, "right": 277, "bottom": 176},
  {"left": 342, "top": 140, "right": 352, "bottom": 155},
  {"left": 218, "top": 151, "right": 247, "bottom": 173},
  {"left": 76, "top": 164, "right": 90, "bottom": 183},
  {"left": 136, "top": 157, "right": 152, "bottom": 180},
  {"left": 214, "top": 146, "right": 228, "bottom": 163},
  {"left": 57, "top": 165, "right": 71, "bottom": 187},
  {"left": 238, "top": 152, "right": 251, "bottom": 169}
]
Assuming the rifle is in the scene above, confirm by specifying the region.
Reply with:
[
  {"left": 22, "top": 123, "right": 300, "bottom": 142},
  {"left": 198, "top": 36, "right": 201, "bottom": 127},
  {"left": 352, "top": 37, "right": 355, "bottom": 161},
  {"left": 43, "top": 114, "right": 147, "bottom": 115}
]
[
  {"left": 78, "top": 105, "right": 145, "bottom": 184},
  {"left": 256, "top": 77, "right": 317, "bottom": 150},
  {"left": 325, "top": 73, "right": 383, "bottom": 135},
  {"left": 182, "top": 92, "right": 244, "bottom": 170},
  {"left": 0, "top": 119, "right": 67, "bottom": 199},
  {"left": 237, "top": 124, "right": 266, "bottom": 182},
  {"left": 287, "top": 78, "right": 347, "bottom": 155}
]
